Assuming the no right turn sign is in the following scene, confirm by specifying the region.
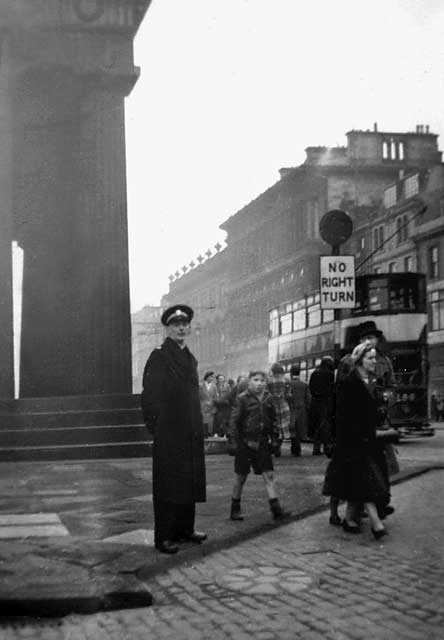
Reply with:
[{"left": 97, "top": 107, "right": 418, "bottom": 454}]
[{"left": 320, "top": 256, "right": 356, "bottom": 309}]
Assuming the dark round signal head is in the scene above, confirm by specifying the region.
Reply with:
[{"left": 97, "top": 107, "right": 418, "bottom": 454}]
[{"left": 319, "top": 209, "right": 353, "bottom": 248}]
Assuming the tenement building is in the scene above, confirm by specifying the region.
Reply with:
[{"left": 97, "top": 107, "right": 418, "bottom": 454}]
[
  {"left": 163, "top": 245, "right": 229, "bottom": 378},
  {"left": 164, "top": 125, "right": 443, "bottom": 382}
]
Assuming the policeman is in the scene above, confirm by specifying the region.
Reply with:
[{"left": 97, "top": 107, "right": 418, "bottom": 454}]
[{"left": 141, "top": 304, "right": 207, "bottom": 554}]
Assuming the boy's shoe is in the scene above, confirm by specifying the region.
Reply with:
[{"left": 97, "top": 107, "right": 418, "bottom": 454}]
[
  {"left": 269, "top": 498, "right": 291, "bottom": 520},
  {"left": 230, "top": 498, "right": 244, "bottom": 521}
]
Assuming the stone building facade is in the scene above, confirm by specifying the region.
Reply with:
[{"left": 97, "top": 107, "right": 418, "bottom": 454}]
[
  {"left": 131, "top": 305, "right": 163, "bottom": 394},
  {"left": 349, "top": 162, "right": 444, "bottom": 393},
  {"left": 164, "top": 125, "right": 443, "bottom": 381},
  {"left": 162, "top": 246, "right": 229, "bottom": 380}
]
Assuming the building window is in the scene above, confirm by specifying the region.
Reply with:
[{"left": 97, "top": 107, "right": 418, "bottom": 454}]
[
  {"left": 404, "top": 255, "right": 413, "bottom": 272},
  {"left": 430, "top": 290, "right": 444, "bottom": 331},
  {"left": 306, "top": 200, "right": 320, "bottom": 239},
  {"left": 404, "top": 173, "right": 419, "bottom": 199},
  {"left": 382, "top": 138, "right": 405, "bottom": 161},
  {"left": 360, "top": 236, "right": 365, "bottom": 250},
  {"left": 384, "top": 185, "right": 397, "bottom": 208},
  {"left": 440, "top": 197, "right": 444, "bottom": 217},
  {"left": 429, "top": 246, "right": 439, "bottom": 279},
  {"left": 388, "top": 261, "right": 397, "bottom": 273},
  {"left": 396, "top": 214, "right": 409, "bottom": 245},
  {"left": 373, "top": 225, "right": 384, "bottom": 251},
  {"left": 374, "top": 267, "right": 380, "bottom": 274}
]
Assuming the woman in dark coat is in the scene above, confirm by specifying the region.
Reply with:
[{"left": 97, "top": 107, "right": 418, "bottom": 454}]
[
  {"left": 323, "top": 342, "right": 389, "bottom": 540},
  {"left": 141, "top": 304, "right": 206, "bottom": 554}
]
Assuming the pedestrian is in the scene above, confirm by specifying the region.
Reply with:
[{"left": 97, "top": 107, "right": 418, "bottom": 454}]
[
  {"left": 141, "top": 304, "right": 207, "bottom": 554},
  {"left": 213, "top": 374, "right": 231, "bottom": 437},
  {"left": 227, "top": 370, "right": 291, "bottom": 522},
  {"left": 338, "top": 321, "right": 397, "bottom": 520},
  {"left": 323, "top": 342, "right": 391, "bottom": 540},
  {"left": 267, "top": 362, "right": 292, "bottom": 456},
  {"left": 199, "top": 371, "right": 217, "bottom": 437},
  {"left": 437, "top": 394, "right": 444, "bottom": 422},
  {"left": 308, "top": 356, "right": 335, "bottom": 455},
  {"left": 287, "top": 363, "right": 310, "bottom": 456},
  {"left": 430, "top": 392, "right": 438, "bottom": 422},
  {"left": 228, "top": 374, "right": 249, "bottom": 408}
]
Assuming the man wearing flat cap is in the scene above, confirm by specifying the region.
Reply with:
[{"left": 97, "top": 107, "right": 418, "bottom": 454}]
[{"left": 141, "top": 304, "right": 207, "bottom": 554}]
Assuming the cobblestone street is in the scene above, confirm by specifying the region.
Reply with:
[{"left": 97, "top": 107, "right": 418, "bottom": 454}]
[{"left": 0, "top": 431, "right": 443, "bottom": 639}]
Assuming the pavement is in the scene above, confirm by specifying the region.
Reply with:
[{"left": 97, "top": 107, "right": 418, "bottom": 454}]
[{"left": 0, "top": 427, "right": 443, "bottom": 638}]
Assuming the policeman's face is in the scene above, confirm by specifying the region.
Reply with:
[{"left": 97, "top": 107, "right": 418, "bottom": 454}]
[
  {"left": 167, "top": 320, "right": 190, "bottom": 344},
  {"left": 249, "top": 374, "right": 266, "bottom": 394}
]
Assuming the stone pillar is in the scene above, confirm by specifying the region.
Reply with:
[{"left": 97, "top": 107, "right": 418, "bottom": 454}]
[
  {"left": 0, "top": 0, "right": 152, "bottom": 397},
  {"left": 0, "top": 33, "right": 15, "bottom": 398}
]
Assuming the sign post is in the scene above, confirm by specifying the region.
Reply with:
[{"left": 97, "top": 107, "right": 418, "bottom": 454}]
[{"left": 318, "top": 210, "right": 354, "bottom": 366}]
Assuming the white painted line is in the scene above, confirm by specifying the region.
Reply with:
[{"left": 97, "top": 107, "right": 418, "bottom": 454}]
[
  {"left": 0, "top": 524, "right": 69, "bottom": 538},
  {"left": 0, "top": 513, "right": 61, "bottom": 525}
]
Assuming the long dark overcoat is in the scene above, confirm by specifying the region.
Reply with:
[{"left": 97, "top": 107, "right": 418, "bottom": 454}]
[
  {"left": 323, "top": 368, "right": 389, "bottom": 503},
  {"left": 141, "top": 337, "right": 206, "bottom": 505}
]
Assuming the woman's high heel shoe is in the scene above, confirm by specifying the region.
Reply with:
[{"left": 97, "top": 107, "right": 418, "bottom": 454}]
[
  {"left": 371, "top": 527, "right": 388, "bottom": 541},
  {"left": 342, "top": 520, "right": 361, "bottom": 534}
]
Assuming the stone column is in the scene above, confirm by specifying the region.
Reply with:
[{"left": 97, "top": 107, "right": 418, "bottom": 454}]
[
  {"left": 0, "top": 34, "right": 15, "bottom": 398},
  {"left": 0, "top": 0, "right": 152, "bottom": 397}
]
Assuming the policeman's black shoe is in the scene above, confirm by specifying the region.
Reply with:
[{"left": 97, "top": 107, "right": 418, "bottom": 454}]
[
  {"left": 174, "top": 531, "right": 207, "bottom": 544},
  {"left": 155, "top": 540, "right": 179, "bottom": 554}
]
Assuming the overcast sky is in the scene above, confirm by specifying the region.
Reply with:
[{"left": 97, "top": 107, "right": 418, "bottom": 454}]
[{"left": 125, "top": 0, "right": 444, "bottom": 312}]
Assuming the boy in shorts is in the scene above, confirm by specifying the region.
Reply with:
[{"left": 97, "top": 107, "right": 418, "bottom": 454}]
[{"left": 227, "top": 370, "right": 291, "bottom": 522}]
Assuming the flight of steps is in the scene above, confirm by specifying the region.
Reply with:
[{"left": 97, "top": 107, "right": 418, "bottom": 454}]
[{"left": 0, "top": 394, "right": 151, "bottom": 462}]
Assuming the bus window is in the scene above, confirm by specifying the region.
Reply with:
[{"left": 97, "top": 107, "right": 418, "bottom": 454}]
[
  {"left": 281, "top": 313, "right": 292, "bottom": 334},
  {"left": 293, "top": 308, "right": 306, "bottom": 331},
  {"left": 368, "top": 278, "right": 388, "bottom": 311},
  {"left": 269, "top": 309, "right": 279, "bottom": 337},
  {"left": 308, "top": 303, "right": 321, "bottom": 327},
  {"left": 391, "top": 349, "right": 423, "bottom": 385},
  {"left": 389, "top": 280, "right": 419, "bottom": 311}
]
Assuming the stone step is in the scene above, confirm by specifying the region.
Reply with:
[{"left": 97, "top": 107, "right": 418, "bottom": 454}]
[
  {"left": 0, "top": 436, "right": 228, "bottom": 462},
  {"left": 0, "top": 424, "right": 148, "bottom": 447},
  {"left": 0, "top": 394, "right": 141, "bottom": 413},
  {"left": 0, "top": 408, "right": 143, "bottom": 429},
  {"left": 0, "top": 441, "right": 152, "bottom": 462}
]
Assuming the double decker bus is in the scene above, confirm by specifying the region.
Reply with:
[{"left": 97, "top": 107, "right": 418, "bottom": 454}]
[{"left": 268, "top": 272, "right": 434, "bottom": 438}]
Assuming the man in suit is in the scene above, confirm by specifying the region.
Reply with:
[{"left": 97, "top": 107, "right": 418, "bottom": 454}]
[
  {"left": 141, "top": 304, "right": 207, "bottom": 554},
  {"left": 288, "top": 364, "right": 311, "bottom": 456}
]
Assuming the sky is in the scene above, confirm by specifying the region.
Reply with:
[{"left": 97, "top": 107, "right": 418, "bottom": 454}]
[{"left": 125, "top": 0, "right": 444, "bottom": 312}]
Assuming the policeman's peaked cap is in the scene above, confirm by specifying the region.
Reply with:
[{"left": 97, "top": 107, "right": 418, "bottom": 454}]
[{"left": 161, "top": 304, "right": 194, "bottom": 326}]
